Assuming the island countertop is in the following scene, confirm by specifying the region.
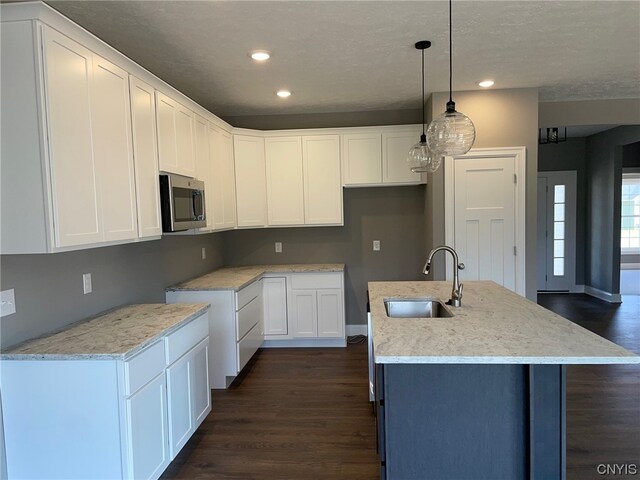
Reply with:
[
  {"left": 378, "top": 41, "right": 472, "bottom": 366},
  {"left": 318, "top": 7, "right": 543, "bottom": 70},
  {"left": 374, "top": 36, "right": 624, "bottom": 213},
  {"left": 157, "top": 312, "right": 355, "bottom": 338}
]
[
  {"left": 167, "top": 264, "right": 345, "bottom": 291},
  {"left": 1, "top": 303, "right": 209, "bottom": 361},
  {"left": 369, "top": 280, "right": 639, "bottom": 365}
]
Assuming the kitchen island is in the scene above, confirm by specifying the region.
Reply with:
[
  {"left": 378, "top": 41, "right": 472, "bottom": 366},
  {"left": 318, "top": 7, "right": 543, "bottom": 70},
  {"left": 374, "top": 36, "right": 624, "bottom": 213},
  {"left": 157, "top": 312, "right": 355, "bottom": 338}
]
[{"left": 368, "top": 281, "right": 639, "bottom": 480}]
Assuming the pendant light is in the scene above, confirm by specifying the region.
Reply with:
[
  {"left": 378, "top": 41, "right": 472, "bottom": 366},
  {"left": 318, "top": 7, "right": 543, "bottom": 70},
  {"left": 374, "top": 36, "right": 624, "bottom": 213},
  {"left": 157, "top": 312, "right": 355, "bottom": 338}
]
[
  {"left": 426, "top": 0, "right": 476, "bottom": 156},
  {"left": 407, "top": 41, "right": 441, "bottom": 173}
]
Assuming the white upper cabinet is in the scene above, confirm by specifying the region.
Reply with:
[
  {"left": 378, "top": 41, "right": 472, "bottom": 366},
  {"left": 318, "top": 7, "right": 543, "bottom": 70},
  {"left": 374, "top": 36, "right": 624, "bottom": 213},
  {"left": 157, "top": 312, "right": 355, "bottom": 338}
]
[
  {"left": 342, "top": 129, "right": 426, "bottom": 187},
  {"left": 209, "top": 125, "right": 237, "bottom": 230},
  {"left": 91, "top": 56, "right": 138, "bottom": 243},
  {"left": 265, "top": 137, "right": 305, "bottom": 226},
  {"left": 342, "top": 133, "right": 382, "bottom": 185},
  {"left": 382, "top": 130, "right": 423, "bottom": 184},
  {"left": 194, "top": 114, "right": 213, "bottom": 231},
  {"left": 156, "top": 92, "right": 196, "bottom": 178},
  {"left": 234, "top": 135, "right": 267, "bottom": 228},
  {"left": 41, "top": 26, "right": 102, "bottom": 248},
  {"left": 302, "top": 135, "right": 343, "bottom": 225},
  {"left": 129, "top": 75, "right": 162, "bottom": 239}
]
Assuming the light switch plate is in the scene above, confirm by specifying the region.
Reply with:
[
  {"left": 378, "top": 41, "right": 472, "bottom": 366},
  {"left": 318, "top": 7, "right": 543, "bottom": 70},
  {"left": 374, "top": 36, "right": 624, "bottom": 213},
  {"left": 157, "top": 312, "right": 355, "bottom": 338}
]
[
  {"left": 1, "top": 289, "right": 16, "bottom": 317},
  {"left": 275, "top": 242, "right": 282, "bottom": 253},
  {"left": 202, "top": 247, "right": 206, "bottom": 260},
  {"left": 373, "top": 240, "right": 381, "bottom": 251},
  {"left": 83, "top": 273, "right": 92, "bottom": 294}
]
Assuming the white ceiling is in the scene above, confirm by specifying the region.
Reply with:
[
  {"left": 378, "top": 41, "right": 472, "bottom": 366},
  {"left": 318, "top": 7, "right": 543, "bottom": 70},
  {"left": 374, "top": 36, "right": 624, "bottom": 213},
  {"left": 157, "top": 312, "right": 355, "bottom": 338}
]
[{"left": 40, "top": 0, "right": 640, "bottom": 116}]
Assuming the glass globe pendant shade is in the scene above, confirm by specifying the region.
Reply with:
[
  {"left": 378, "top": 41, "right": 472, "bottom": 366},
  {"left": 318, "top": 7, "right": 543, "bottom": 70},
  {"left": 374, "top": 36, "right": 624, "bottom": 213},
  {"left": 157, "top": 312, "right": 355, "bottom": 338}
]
[
  {"left": 426, "top": 101, "right": 476, "bottom": 156},
  {"left": 407, "top": 135, "right": 442, "bottom": 173}
]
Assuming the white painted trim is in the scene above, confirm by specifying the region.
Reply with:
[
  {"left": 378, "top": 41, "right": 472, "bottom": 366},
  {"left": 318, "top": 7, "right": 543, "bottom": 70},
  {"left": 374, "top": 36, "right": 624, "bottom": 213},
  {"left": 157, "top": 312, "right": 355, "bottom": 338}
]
[
  {"left": 621, "top": 263, "right": 640, "bottom": 270},
  {"left": 444, "top": 146, "right": 527, "bottom": 297},
  {"left": 346, "top": 325, "right": 368, "bottom": 336},
  {"left": 571, "top": 284, "right": 586, "bottom": 293},
  {"left": 261, "top": 338, "right": 346, "bottom": 348},
  {"left": 584, "top": 286, "right": 622, "bottom": 304}
]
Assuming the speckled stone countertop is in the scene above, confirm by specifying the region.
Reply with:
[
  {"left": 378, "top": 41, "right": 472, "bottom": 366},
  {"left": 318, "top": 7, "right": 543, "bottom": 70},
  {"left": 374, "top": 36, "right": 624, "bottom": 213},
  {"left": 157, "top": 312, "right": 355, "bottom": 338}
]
[
  {"left": 168, "top": 264, "right": 345, "bottom": 291},
  {"left": 1, "top": 303, "right": 209, "bottom": 361},
  {"left": 369, "top": 280, "right": 640, "bottom": 365}
]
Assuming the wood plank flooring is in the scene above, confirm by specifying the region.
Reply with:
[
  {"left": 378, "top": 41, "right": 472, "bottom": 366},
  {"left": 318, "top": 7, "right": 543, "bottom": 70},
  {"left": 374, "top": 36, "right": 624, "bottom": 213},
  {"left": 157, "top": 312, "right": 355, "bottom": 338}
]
[{"left": 162, "top": 294, "right": 639, "bottom": 480}]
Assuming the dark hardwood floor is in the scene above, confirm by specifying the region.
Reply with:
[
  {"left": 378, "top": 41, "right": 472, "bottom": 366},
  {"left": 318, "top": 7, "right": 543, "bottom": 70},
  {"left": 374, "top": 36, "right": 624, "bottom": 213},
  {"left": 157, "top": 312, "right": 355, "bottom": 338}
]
[
  {"left": 162, "top": 294, "right": 639, "bottom": 480},
  {"left": 538, "top": 294, "right": 640, "bottom": 480}
]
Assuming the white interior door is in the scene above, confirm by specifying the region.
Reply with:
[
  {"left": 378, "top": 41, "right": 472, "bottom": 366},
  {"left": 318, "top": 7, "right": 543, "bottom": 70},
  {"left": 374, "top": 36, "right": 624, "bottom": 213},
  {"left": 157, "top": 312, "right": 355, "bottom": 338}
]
[
  {"left": 453, "top": 157, "right": 517, "bottom": 291},
  {"left": 537, "top": 171, "right": 577, "bottom": 291}
]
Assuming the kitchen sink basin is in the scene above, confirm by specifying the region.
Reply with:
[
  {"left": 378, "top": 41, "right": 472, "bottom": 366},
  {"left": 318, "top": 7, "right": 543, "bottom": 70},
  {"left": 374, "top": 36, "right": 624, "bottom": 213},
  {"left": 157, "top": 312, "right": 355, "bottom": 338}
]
[{"left": 383, "top": 298, "right": 454, "bottom": 318}]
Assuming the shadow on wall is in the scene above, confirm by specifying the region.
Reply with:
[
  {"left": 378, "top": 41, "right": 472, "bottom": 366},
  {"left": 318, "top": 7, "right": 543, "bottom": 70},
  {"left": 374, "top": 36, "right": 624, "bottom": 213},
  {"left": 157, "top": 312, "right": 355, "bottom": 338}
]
[{"left": 223, "top": 185, "right": 427, "bottom": 326}]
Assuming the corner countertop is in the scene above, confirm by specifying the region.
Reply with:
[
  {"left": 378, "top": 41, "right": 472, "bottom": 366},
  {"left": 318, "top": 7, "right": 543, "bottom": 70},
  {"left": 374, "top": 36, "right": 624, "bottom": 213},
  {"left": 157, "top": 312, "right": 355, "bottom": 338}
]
[
  {"left": 1, "top": 303, "right": 209, "bottom": 361},
  {"left": 368, "top": 280, "right": 640, "bottom": 365},
  {"left": 167, "top": 264, "right": 345, "bottom": 292}
]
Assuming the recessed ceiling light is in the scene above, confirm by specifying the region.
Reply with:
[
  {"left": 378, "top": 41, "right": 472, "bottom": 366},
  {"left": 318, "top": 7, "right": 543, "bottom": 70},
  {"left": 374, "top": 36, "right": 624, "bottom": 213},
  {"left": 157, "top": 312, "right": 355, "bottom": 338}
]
[
  {"left": 250, "top": 50, "right": 271, "bottom": 61},
  {"left": 478, "top": 80, "right": 495, "bottom": 88},
  {"left": 276, "top": 90, "right": 292, "bottom": 98}
]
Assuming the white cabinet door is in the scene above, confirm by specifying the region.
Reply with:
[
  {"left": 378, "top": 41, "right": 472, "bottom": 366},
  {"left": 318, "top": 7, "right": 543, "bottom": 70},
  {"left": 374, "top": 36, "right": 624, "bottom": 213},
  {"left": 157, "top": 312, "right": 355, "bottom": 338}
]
[
  {"left": 263, "top": 277, "right": 288, "bottom": 336},
  {"left": 209, "top": 127, "right": 237, "bottom": 230},
  {"left": 125, "top": 373, "right": 170, "bottom": 480},
  {"left": 194, "top": 115, "right": 213, "bottom": 231},
  {"left": 175, "top": 103, "right": 196, "bottom": 177},
  {"left": 317, "top": 289, "right": 345, "bottom": 338},
  {"left": 129, "top": 76, "right": 162, "bottom": 238},
  {"left": 41, "top": 26, "right": 101, "bottom": 248},
  {"left": 166, "top": 353, "right": 193, "bottom": 459},
  {"left": 265, "top": 136, "right": 305, "bottom": 226},
  {"left": 302, "top": 135, "right": 343, "bottom": 225},
  {"left": 234, "top": 135, "right": 266, "bottom": 228},
  {"left": 382, "top": 131, "right": 423, "bottom": 184},
  {"left": 290, "top": 289, "right": 318, "bottom": 338},
  {"left": 156, "top": 92, "right": 196, "bottom": 177},
  {"left": 191, "top": 338, "right": 211, "bottom": 427},
  {"left": 91, "top": 56, "right": 137, "bottom": 242},
  {"left": 342, "top": 133, "right": 382, "bottom": 185}
]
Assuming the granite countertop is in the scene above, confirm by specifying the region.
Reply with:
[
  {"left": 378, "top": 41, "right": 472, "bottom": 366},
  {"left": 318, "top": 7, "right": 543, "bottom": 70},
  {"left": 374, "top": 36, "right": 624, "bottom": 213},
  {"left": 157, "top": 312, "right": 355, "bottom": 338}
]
[
  {"left": 168, "top": 264, "right": 345, "bottom": 291},
  {"left": 1, "top": 303, "right": 209, "bottom": 361},
  {"left": 368, "top": 280, "right": 640, "bottom": 365}
]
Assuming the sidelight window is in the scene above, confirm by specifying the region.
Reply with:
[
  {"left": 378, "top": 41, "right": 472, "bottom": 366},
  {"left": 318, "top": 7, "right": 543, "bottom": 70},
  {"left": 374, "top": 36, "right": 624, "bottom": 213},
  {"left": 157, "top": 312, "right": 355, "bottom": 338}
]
[
  {"left": 621, "top": 174, "right": 640, "bottom": 254},
  {"left": 553, "top": 185, "right": 566, "bottom": 276}
]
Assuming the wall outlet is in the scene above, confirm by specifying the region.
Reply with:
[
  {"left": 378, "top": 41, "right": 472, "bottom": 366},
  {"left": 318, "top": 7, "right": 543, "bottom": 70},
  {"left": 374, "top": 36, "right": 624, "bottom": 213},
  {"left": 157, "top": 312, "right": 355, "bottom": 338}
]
[
  {"left": 82, "top": 273, "right": 92, "bottom": 295},
  {"left": 0, "top": 289, "right": 16, "bottom": 317},
  {"left": 373, "top": 240, "right": 381, "bottom": 251},
  {"left": 201, "top": 247, "right": 206, "bottom": 260},
  {"left": 275, "top": 242, "right": 282, "bottom": 253}
]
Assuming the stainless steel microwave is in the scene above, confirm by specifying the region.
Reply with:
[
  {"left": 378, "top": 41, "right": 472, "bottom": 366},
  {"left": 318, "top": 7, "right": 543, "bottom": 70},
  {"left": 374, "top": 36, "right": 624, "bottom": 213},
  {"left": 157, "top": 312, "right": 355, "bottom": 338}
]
[{"left": 159, "top": 174, "right": 206, "bottom": 232}]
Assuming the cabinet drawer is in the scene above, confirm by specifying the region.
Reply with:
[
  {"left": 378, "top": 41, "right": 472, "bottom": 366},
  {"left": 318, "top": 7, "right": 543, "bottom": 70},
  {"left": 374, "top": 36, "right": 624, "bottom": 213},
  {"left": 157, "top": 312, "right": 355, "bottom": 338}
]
[
  {"left": 124, "top": 340, "right": 166, "bottom": 396},
  {"left": 290, "top": 273, "right": 342, "bottom": 290},
  {"left": 237, "top": 322, "right": 262, "bottom": 372},
  {"left": 236, "top": 296, "right": 260, "bottom": 341},
  {"left": 236, "top": 280, "right": 261, "bottom": 311},
  {"left": 165, "top": 313, "right": 209, "bottom": 365}
]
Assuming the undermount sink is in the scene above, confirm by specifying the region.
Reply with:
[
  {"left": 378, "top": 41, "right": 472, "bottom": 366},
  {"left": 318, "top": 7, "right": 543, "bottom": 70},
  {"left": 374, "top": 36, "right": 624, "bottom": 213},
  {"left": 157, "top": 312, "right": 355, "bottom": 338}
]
[{"left": 384, "top": 298, "right": 454, "bottom": 318}]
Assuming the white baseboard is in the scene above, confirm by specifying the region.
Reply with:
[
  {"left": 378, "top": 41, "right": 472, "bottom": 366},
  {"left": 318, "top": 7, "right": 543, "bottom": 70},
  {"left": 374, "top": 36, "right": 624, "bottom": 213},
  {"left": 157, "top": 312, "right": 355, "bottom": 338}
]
[
  {"left": 571, "top": 285, "right": 585, "bottom": 293},
  {"left": 346, "top": 325, "right": 367, "bottom": 336},
  {"left": 584, "top": 285, "right": 622, "bottom": 304},
  {"left": 261, "top": 338, "right": 346, "bottom": 348}
]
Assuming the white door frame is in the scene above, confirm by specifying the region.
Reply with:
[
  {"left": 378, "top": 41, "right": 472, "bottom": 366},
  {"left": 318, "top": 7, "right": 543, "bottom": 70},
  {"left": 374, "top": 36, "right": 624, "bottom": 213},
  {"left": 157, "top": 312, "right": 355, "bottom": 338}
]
[{"left": 444, "top": 146, "right": 527, "bottom": 297}]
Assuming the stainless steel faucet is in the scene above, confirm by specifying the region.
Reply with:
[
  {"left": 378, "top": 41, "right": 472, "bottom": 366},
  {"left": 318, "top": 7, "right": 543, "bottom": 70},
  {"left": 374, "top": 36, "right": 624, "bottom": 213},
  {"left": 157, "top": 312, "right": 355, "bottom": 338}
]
[{"left": 423, "top": 246, "right": 465, "bottom": 307}]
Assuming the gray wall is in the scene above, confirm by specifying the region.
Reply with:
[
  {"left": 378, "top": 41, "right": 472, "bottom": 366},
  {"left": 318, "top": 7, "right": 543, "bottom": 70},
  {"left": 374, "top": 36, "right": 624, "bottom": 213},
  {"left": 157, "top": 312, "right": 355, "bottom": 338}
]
[
  {"left": 539, "top": 99, "right": 640, "bottom": 127},
  {"left": 538, "top": 138, "right": 588, "bottom": 285},
  {"left": 0, "top": 234, "right": 224, "bottom": 349},
  {"left": 425, "top": 88, "right": 539, "bottom": 300},
  {"left": 223, "top": 108, "right": 422, "bottom": 130},
  {"left": 224, "top": 186, "right": 426, "bottom": 326},
  {"left": 585, "top": 126, "right": 640, "bottom": 293}
]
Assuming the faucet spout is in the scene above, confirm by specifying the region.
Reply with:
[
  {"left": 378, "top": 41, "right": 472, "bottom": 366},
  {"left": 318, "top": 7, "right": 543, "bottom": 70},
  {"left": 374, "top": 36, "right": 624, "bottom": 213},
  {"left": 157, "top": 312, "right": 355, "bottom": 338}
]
[{"left": 423, "top": 245, "right": 465, "bottom": 307}]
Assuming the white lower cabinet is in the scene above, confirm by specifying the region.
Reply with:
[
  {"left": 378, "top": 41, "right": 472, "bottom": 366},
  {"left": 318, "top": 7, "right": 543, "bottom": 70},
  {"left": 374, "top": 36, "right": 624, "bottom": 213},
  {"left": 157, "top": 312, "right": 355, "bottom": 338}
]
[
  {"left": 125, "top": 373, "right": 170, "bottom": 480},
  {"left": 289, "top": 274, "right": 345, "bottom": 339},
  {"left": 263, "top": 277, "right": 288, "bottom": 336},
  {"left": 0, "top": 312, "right": 210, "bottom": 480}
]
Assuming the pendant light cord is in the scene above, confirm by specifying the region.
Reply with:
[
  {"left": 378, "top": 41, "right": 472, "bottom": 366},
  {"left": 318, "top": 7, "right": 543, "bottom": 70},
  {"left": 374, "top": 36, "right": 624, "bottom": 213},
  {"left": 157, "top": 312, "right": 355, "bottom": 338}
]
[
  {"left": 448, "top": 0, "right": 453, "bottom": 104},
  {"left": 421, "top": 47, "right": 425, "bottom": 137}
]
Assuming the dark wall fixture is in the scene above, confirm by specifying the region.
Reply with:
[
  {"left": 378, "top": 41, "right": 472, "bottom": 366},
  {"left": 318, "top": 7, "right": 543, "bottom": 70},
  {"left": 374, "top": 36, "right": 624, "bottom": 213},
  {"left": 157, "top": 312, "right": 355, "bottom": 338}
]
[{"left": 539, "top": 127, "right": 567, "bottom": 144}]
